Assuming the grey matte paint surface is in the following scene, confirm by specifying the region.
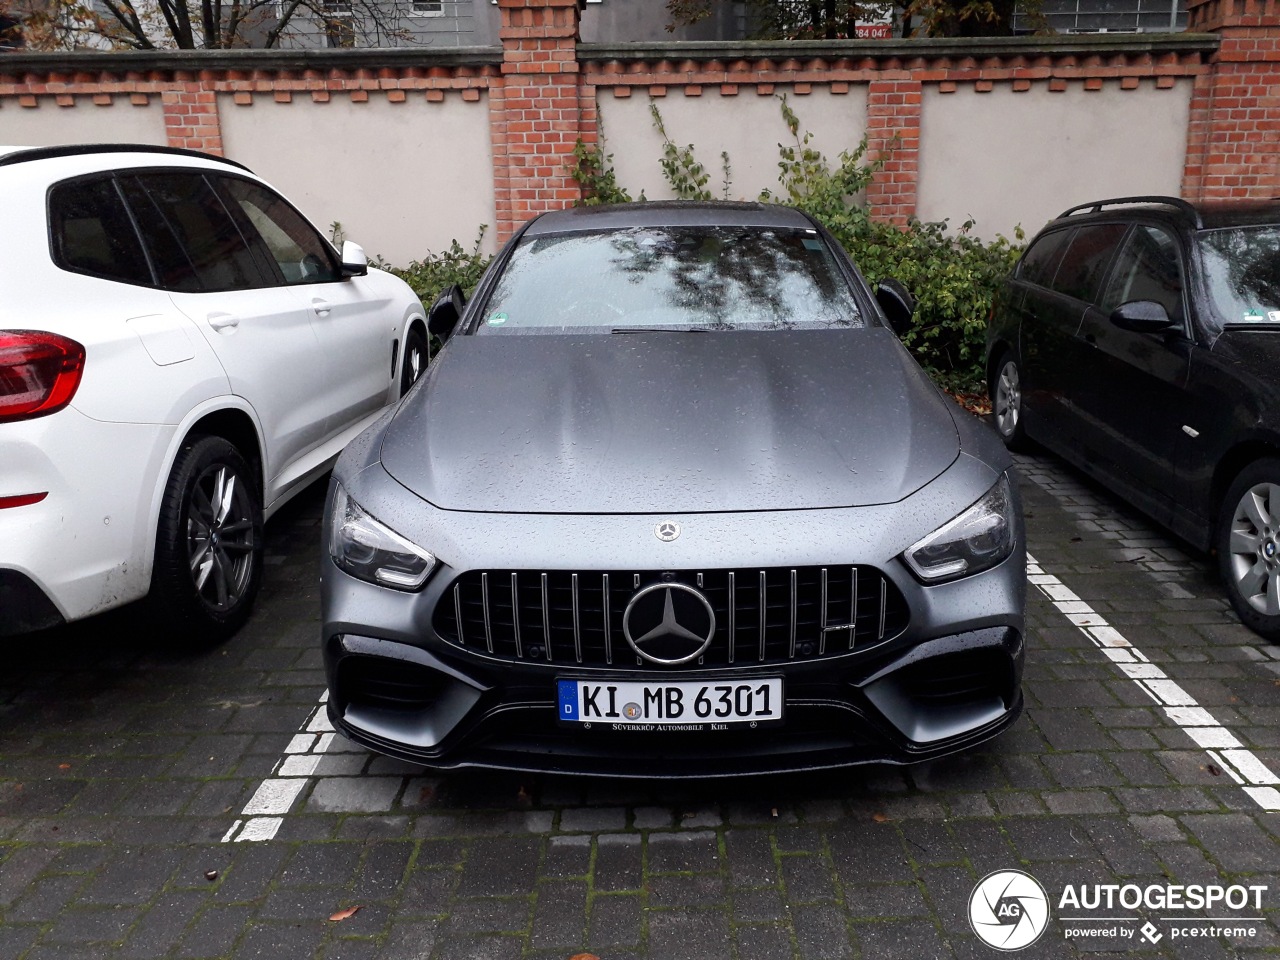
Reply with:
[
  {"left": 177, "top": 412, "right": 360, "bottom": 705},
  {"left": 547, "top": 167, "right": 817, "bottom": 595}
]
[{"left": 382, "top": 330, "right": 960, "bottom": 514}]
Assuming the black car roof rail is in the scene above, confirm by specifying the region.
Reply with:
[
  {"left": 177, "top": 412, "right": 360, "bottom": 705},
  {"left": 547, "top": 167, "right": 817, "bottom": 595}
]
[
  {"left": 0, "top": 143, "right": 250, "bottom": 172},
  {"left": 1056, "top": 196, "right": 1202, "bottom": 228}
]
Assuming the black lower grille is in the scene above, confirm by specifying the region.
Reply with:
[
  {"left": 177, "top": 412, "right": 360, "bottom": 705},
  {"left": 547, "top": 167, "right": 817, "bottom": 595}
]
[
  {"left": 433, "top": 566, "right": 909, "bottom": 668},
  {"left": 338, "top": 655, "right": 448, "bottom": 712},
  {"left": 894, "top": 651, "right": 1010, "bottom": 708}
]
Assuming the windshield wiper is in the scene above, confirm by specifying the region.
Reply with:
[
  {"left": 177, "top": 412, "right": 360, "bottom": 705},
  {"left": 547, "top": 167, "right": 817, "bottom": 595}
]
[{"left": 611, "top": 326, "right": 715, "bottom": 334}]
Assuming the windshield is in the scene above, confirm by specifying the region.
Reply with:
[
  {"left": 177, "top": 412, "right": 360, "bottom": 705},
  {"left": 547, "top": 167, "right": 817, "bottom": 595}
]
[
  {"left": 475, "top": 226, "right": 864, "bottom": 334},
  {"left": 1199, "top": 225, "right": 1280, "bottom": 326}
]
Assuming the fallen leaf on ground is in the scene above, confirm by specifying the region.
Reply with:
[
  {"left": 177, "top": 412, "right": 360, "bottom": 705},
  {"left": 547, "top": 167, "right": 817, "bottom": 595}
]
[
  {"left": 328, "top": 906, "right": 361, "bottom": 922},
  {"left": 1206, "top": 764, "right": 1223, "bottom": 777},
  {"left": 568, "top": 954, "right": 601, "bottom": 960},
  {"left": 872, "top": 813, "right": 891, "bottom": 823},
  {"left": 58, "top": 763, "right": 71, "bottom": 770}
]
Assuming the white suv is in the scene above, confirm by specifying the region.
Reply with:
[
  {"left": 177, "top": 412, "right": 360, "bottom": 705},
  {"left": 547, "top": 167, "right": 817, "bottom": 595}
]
[{"left": 0, "top": 144, "right": 429, "bottom": 643}]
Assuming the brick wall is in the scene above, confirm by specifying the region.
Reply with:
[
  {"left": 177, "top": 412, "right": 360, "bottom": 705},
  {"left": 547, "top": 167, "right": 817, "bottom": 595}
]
[
  {"left": 1183, "top": 0, "right": 1280, "bottom": 200},
  {"left": 1, "top": 0, "right": 1276, "bottom": 247}
]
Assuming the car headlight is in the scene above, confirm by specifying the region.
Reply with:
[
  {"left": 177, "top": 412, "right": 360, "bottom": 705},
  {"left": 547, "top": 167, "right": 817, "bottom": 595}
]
[
  {"left": 903, "top": 474, "right": 1016, "bottom": 583},
  {"left": 328, "top": 484, "right": 437, "bottom": 590}
]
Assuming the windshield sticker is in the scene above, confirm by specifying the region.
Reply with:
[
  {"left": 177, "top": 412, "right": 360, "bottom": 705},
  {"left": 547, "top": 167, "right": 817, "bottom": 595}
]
[
  {"left": 802, "top": 238, "right": 824, "bottom": 251},
  {"left": 1270, "top": 311, "right": 1280, "bottom": 323},
  {"left": 488, "top": 313, "right": 508, "bottom": 326},
  {"left": 1242, "top": 311, "right": 1266, "bottom": 323}
]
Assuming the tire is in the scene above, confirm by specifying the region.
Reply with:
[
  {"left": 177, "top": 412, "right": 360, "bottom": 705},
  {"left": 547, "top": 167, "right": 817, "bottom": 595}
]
[
  {"left": 149, "top": 435, "right": 263, "bottom": 646},
  {"left": 989, "top": 351, "right": 1027, "bottom": 450},
  {"left": 400, "top": 325, "right": 429, "bottom": 397},
  {"left": 1217, "top": 458, "right": 1280, "bottom": 642}
]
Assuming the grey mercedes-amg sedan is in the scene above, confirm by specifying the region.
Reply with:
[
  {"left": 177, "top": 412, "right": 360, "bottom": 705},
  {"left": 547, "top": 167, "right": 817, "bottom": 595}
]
[{"left": 320, "top": 202, "right": 1026, "bottom": 777}]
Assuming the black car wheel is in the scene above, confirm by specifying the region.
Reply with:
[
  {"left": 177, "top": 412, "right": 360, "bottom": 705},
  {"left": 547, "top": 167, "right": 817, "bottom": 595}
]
[
  {"left": 990, "top": 351, "right": 1027, "bottom": 449},
  {"left": 400, "top": 326, "right": 428, "bottom": 397},
  {"left": 1218, "top": 458, "right": 1280, "bottom": 641},
  {"left": 150, "top": 435, "right": 263, "bottom": 645}
]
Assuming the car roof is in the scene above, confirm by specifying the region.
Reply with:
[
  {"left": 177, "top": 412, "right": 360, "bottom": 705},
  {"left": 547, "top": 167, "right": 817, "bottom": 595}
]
[
  {"left": 0, "top": 143, "right": 250, "bottom": 172},
  {"left": 524, "top": 201, "right": 817, "bottom": 236},
  {"left": 1049, "top": 195, "right": 1280, "bottom": 233}
]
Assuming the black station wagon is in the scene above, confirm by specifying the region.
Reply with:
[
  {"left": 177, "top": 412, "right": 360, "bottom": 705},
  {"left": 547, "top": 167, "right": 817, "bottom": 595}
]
[{"left": 986, "top": 195, "right": 1280, "bottom": 641}]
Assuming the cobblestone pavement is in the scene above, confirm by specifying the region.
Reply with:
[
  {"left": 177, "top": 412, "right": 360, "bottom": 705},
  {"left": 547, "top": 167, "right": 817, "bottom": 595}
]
[{"left": 2, "top": 448, "right": 1279, "bottom": 960}]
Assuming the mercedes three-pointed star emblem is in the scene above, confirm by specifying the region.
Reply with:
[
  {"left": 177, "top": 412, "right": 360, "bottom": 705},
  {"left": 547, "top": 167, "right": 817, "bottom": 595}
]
[
  {"left": 621, "top": 582, "right": 716, "bottom": 665},
  {"left": 654, "top": 521, "right": 681, "bottom": 542}
]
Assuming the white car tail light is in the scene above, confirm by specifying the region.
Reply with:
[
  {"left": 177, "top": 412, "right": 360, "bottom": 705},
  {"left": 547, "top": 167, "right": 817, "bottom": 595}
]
[{"left": 0, "top": 330, "right": 86, "bottom": 423}]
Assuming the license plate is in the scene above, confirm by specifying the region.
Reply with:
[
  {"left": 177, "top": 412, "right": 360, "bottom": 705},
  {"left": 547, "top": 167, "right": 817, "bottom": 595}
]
[{"left": 556, "top": 678, "right": 783, "bottom": 729}]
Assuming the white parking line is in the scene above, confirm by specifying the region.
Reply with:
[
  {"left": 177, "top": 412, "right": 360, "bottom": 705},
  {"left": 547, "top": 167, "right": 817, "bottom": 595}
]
[
  {"left": 222, "top": 691, "right": 335, "bottom": 843},
  {"left": 1027, "top": 552, "right": 1280, "bottom": 812}
]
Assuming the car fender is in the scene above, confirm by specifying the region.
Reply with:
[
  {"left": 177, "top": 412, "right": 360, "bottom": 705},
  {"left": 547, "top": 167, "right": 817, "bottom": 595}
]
[{"left": 133, "top": 395, "right": 268, "bottom": 592}]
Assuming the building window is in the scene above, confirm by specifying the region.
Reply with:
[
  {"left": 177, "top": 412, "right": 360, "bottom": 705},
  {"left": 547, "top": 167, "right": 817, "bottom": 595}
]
[
  {"left": 412, "top": 0, "right": 443, "bottom": 14},
  {"left": 323, "top": 0, "right": 351, "bottom": 13}
]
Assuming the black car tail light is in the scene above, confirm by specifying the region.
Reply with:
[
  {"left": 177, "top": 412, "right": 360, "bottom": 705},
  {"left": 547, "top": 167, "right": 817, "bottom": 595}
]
[{"left": 0, "top": 330, "right": 86, "bottom": 423}]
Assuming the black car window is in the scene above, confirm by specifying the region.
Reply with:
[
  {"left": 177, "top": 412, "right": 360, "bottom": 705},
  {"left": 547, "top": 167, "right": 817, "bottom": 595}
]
[
  {"left": 219, "top": 178, "right": 340, "bottom": 285},
  {"left": 1016, "top": 228, "right": 1072, "bottom": 286},
  {"left": 122, "top": 172, "right": 272, "bottom": 293},
  {"left": 477, "top": 226, "right": 863, "bottom": 334},
  {"left": 1049, "top": 223, "right": 1128, "bottom": 303},
  {"left": 1101, "top": 225, "right": 1185, "bottom": 324},
  {"left": 1199, "top": 226, "right": 1280, "bottom": 326},
  {"left": 48, "top": 176, "right": 153, "bottom": 287}
]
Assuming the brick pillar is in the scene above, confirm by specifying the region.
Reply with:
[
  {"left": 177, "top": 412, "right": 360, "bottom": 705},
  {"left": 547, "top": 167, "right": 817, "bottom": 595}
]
[
  {"left": 864, "top": 76, "right": 921, "bottom": 226},
  {"left": 490, "top": 0, "right": 586, "bottom": 242},
  {"left": 1182, "top": 0, "right": 1280, "bottom": 201},
  {"left": 161, "top": 80, "right": 224, "bottom": 156}
]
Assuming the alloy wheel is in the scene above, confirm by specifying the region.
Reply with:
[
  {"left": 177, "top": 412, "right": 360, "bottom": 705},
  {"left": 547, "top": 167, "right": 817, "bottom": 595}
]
[
  {"left": 185, "top": 464, "right": 256, "bottom": 611},
  {"left": 1227, "top": 482, "right": 1280, "bottom": 616},
  {"left": 994, "top": 360, "right": 1021, "bottom": 438}
]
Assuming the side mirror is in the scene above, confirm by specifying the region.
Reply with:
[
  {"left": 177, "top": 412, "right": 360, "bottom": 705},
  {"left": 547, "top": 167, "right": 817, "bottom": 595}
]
[
  {"left": 339, "top": 240, "right": 368, "bottom": 278},
  {"left": 427, "top": 283, "right": 467, "bottom": 343},
  {"left": 1110, "top": 300, "right": 1175, "bottom": 333},
  {"left": 875, "top": 278, "right": 915, "bottom": 335}
]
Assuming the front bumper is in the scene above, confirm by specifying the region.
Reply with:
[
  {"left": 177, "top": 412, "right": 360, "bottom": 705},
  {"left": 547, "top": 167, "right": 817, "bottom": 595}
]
[{"left": 323, "top": 624, "right": 1023, "bottom": 777}]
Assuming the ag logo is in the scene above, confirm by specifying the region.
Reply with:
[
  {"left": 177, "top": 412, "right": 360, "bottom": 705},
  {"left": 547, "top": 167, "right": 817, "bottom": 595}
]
[{"left": 968, "top": 869, "right": 1050, "bottom": 951}]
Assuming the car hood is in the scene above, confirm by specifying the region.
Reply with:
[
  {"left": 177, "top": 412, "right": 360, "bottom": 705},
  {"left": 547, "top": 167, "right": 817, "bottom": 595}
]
[{"left": 380, "top": 329, "right": 960, "bottom": 514}]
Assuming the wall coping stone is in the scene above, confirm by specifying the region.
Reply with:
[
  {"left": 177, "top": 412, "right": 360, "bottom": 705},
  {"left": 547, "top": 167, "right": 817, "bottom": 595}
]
[
  {"left": 579, "top": 34, "right": 1220, "bottom": 62},
  {"left": 0, "top": 47, "right": 504, "bottom": 75}
]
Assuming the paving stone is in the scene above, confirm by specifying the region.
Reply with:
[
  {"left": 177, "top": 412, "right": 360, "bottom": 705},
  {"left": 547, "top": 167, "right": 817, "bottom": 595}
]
[
  {"left": 647, "top": 830, "right": 720, "bottom": 873},
  {"left": 530, "top": 880, "right": 586, "bottom": 948},
  {"left": 845, "top": 882, "right": 930, "bottom": 919},
  {"left": 853, "top": 919, "right": 950, "bottom": 960},
  {"left": 232, "top": 920, "right": 328, "bottom": 959},
  {"left": 457, "top": 837, "right": 541, "bottom": 897},
  {"left": 594, "top": 833, "right": 642, "bottom": 891},
  {"left": 306, "top": 778, "right": 401, "bottom": 814},
  {"left": 375, "top": 920, "right": 440, "bottom": 960},
  {"left": 725, "top": 828, "right": 779, "bottom": 888},
  {"left": 178, "top": 904, "right": 254, "bottom": 957},
  {"left": 781, "top": 854, "right": 837, "bottom": 902},
  {"left": 587, "top": 892, "right": 643, "bottom": 949},
  {"left": 543, "top": 835, "right": 591, "bottom": 878},
  {"left": 829, "top": 823, "right": 911, "bottom": 884},
  {"left": 649, "top": 873, "right": 727, "bottom": 908},
  {"left": 447, "top": 896, "right": 529, "bottom": 934},
  {"left": 647, "top": 909, "right": 732, "bottom": 959},
  {"left": 1180, "top": 814, "right": 1280, "bottom": 873},
  {"left": 733, "top": 922, "right": 795, "bottom": 960},
  {"left": 791, "top": 903, "right": 852, "bottom": 959},
  {"left": 732, "top": 886, "right": 787, "bottom": 922},
  {"left": 558, "top": 806, "right": 626, "bottom": 832}
]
